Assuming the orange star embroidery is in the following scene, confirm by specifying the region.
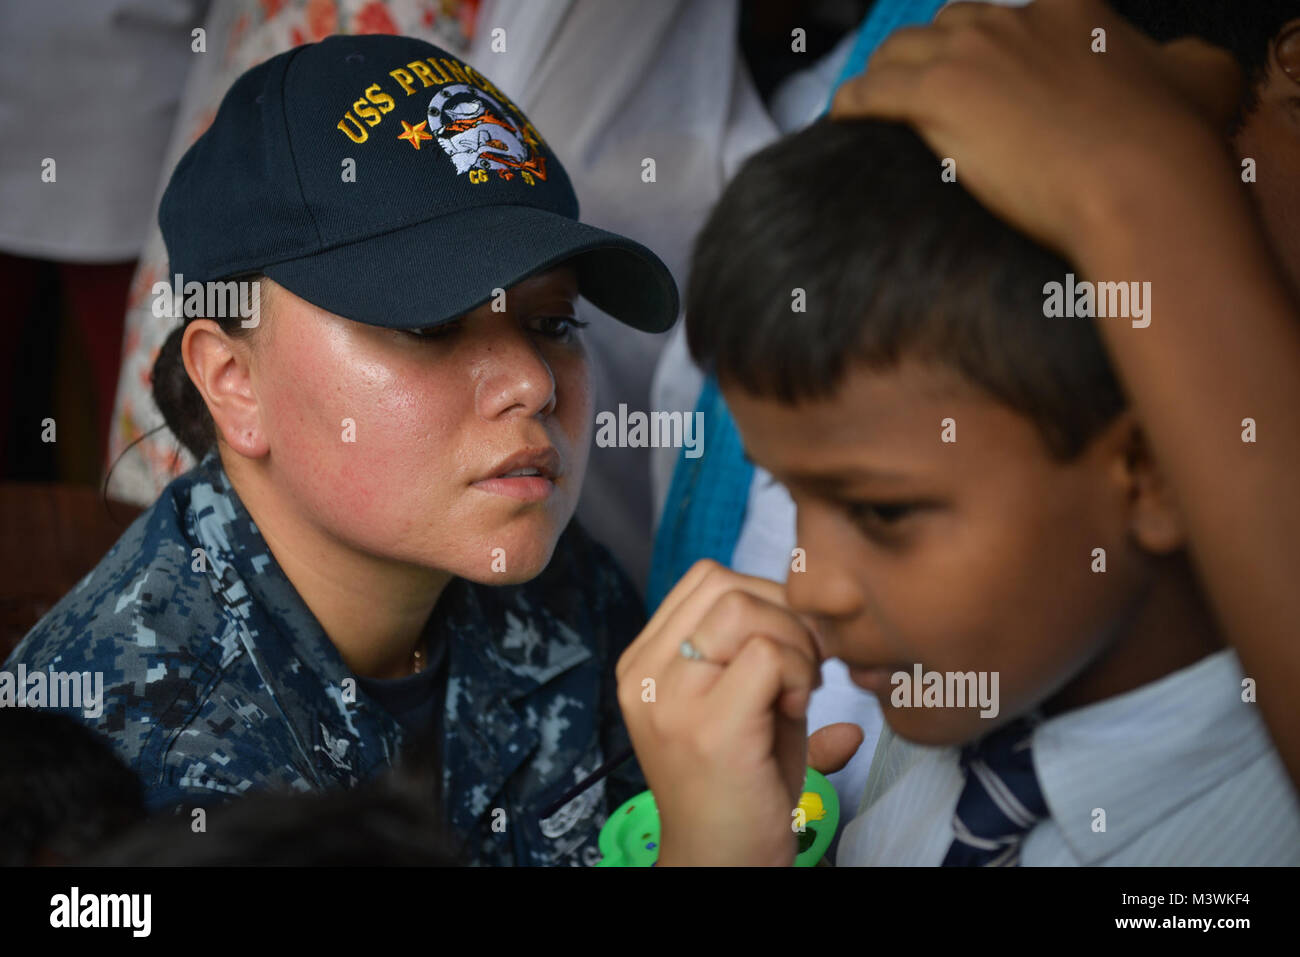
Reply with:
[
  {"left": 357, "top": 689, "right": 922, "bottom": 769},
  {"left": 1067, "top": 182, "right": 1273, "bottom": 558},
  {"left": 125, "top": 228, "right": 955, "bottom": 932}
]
[{"left": 398, "top": 120, "right": 433, "bottom": 150}]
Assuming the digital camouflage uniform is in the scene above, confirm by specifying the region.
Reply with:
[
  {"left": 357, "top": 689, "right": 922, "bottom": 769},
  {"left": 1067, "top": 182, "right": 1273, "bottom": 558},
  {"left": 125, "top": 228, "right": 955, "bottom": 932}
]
[{"left": 4, "top": 449, "right": 647, "bottom": 866}]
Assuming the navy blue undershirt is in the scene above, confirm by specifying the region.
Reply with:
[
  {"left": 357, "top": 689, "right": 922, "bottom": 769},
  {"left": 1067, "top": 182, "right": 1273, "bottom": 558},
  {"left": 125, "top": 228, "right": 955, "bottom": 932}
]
[{"left": 354, "top": 638, "right": 450, "bottom": 739}]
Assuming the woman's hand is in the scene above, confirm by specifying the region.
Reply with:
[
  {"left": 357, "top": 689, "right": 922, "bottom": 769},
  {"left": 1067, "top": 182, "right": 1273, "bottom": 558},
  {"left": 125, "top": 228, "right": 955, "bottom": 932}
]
[
  {"left": 829, "top": 0, "right": 1242, "bottom": 262},
  {"left": 616, "top": 560, "right": 823, "bottom": 866}
]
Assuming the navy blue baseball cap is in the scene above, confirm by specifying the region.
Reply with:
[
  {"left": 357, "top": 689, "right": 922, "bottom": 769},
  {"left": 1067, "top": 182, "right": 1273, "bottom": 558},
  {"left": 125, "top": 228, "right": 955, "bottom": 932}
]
[{"left": 159, "top": 34, "right": 678, "bottom": 333}]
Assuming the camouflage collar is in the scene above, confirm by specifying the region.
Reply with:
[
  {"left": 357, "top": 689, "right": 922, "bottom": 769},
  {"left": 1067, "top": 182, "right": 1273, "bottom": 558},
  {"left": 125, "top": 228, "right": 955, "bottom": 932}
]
[
  {"left": 181, "top": 450, "right": 402, "bottom": 787},
  {"left": 439, "top": 579, "right": 594, "bottom": 835}
]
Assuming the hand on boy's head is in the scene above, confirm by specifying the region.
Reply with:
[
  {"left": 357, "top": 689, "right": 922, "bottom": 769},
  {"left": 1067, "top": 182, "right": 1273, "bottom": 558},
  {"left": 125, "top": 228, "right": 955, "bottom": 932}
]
[
  {"left": 616, "top": 559, "right": 823, "bottom": 866},
  {"left": 829, "top": 0, "right": 1242, "bottom": 257}
]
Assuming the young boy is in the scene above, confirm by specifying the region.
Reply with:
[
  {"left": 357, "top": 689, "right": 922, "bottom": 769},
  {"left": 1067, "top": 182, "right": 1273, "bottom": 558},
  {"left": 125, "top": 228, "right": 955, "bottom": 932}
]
[{"left": 616, "top": 0, "right": 1300, "bottom": 865}]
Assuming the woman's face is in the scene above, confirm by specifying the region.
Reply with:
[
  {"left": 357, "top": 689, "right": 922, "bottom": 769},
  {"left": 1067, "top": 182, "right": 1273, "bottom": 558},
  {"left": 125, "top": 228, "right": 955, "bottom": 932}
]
[{"left": 247, "top": 266, "right": 591, "bottom": 584}]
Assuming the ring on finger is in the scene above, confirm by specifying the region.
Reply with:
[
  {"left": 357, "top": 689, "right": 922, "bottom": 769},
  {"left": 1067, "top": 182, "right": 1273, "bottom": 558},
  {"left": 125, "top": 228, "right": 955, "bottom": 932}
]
[{"left": 678, "top": 638, "right": 715, "bottom": 664}]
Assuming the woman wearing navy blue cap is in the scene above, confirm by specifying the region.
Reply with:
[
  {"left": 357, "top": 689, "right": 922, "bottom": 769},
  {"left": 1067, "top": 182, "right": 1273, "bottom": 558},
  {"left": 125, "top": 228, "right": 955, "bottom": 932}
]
[{"left": 4, "top": 33, "right": 678, "bottom": 866}]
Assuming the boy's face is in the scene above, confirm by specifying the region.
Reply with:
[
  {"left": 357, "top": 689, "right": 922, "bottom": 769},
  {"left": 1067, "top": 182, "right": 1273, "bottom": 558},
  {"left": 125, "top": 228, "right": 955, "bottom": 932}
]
[
  {"left": 245, "top": 266, "right": 590, "bottom": 585},
  {"left": 725, "top": 359, "right": 1148, "bottom": 747}
]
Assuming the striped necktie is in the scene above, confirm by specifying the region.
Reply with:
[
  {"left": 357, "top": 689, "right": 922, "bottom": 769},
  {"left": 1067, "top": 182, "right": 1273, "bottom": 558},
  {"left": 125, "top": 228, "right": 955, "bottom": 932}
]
[{"left": 942, "top": 715, "right": 1049, "bottom": 866}]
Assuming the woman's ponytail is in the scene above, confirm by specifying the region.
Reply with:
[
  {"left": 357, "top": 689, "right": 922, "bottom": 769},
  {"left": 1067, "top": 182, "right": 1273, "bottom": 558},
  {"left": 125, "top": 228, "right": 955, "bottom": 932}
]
[
  {"left": 151, "top": 322, "right": 215, "bottom": 462},
  {"left": 149, "top": 275, "right": 265, "bottom": 463}
]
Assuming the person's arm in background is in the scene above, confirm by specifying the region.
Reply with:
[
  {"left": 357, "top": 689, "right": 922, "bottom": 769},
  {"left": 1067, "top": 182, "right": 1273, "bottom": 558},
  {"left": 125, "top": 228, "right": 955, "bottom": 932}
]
[{"left": 832, "top": 0, "right": 1300, "bottom": 790}]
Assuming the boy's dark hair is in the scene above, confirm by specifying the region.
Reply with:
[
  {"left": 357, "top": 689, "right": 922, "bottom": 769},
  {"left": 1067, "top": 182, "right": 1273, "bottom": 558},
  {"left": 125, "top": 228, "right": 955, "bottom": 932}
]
[
  {"left": 686, "top": 118, "right": 1127, "bottom": 460},
  {"left": 1109, "top": 0, "right": 1297, "bottom": 123},
  {"left": 0, "top": 709, "right": 147, "bottom": 865}
]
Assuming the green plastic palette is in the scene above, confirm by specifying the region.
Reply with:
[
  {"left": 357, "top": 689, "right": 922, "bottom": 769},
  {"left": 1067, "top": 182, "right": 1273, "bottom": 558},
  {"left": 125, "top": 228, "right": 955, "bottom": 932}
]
[{"left": 596, "top": 767, "right": 840, "bottom": 867}]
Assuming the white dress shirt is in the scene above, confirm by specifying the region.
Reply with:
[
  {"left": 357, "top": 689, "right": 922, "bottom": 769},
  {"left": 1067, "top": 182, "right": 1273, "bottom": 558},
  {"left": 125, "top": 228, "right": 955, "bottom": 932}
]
[{"left": 837, "top": 649, "right": 1300, "bottom": 865}]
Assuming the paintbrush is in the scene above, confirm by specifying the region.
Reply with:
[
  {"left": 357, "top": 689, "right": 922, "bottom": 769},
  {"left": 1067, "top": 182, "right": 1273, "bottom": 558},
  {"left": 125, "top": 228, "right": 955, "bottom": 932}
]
[{"left": 539, "top": 745, "right": 635, "bottom": 820}]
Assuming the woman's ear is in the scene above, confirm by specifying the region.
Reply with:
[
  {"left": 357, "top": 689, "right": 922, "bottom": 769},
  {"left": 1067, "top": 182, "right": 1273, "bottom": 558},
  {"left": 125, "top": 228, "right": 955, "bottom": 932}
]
[
  {"left": 181, "top": 320, "right": 268, "bottom": 458},
  {"left": 1106, "top": 413, "right": 1185, "bottom": 555}
]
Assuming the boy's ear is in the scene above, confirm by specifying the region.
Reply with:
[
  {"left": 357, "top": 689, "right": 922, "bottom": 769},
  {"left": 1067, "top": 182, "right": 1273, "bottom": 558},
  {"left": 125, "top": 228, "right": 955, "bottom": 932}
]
[{"left": 1105, "top": 412, "right": 1185, "bottom": 555}]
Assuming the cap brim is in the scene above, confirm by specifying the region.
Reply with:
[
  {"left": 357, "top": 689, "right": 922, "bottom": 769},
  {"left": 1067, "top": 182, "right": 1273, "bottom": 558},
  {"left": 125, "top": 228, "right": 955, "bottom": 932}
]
[{"left": 261, "top": 204, "right": 679, "bottom": 333}]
